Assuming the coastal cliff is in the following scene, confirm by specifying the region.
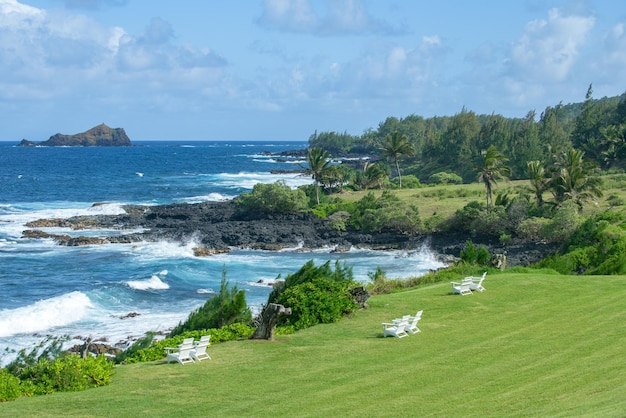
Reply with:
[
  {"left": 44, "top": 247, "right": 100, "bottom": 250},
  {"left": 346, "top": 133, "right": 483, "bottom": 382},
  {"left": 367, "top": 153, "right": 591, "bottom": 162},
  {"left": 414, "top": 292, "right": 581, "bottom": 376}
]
[{"left": 18, "top": 124, "right": 131, "bottom": 147}]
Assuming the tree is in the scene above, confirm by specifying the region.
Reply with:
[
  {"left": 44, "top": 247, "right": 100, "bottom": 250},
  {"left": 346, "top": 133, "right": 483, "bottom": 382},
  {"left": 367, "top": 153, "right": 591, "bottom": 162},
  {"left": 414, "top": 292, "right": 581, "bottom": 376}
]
[
  {"left": 550, "top": 148, "right": 603, "bottom": 212},
  {"left": 539, "top": 105, "right": 570, "bottom": 157},
  {"left": 526, "top": 160, "right": 549, "bottom": 207},
  {"left": 474, "top": 145, "right": 510, "bottom": 210},
  {"left": 303, "top": 146, "right": 331, "bottom": 205},
  {"left": 377, "top": 131, "right": 415, "bottom": 188},
  {"left": 362, "top": 161, "right": 389, "bottom": 189}
]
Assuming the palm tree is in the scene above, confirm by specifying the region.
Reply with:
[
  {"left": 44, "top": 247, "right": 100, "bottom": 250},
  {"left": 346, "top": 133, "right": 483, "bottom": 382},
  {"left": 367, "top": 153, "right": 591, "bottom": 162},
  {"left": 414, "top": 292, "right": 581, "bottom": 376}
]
[
  {"left": 303, "top": 146, "right": 331, "bottom": 205},
  {"left": 551, "top": 148, "right": 603, "bottom": 212},
  {"left": 377, "top": 132, "right": 415, "bottom": 188},
  {"left": 474, "top": 145, "right": 510, "bottom": 210},
  {"left": 526, "top": 160, "right": 549, "bottom": 207},
  {"left": 363, "top": 161, "right": 389, "bottom": 190}
]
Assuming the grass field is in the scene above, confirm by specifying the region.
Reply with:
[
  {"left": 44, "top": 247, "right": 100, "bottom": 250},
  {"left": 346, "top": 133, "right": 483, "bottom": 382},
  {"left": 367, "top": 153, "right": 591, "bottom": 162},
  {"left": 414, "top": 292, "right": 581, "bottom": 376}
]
[
  {"left": 340, "top": 173, "right": 626, "bottom": 220},
  {"left": 3, "top": 272, "right": 625, "bottom": 417}
]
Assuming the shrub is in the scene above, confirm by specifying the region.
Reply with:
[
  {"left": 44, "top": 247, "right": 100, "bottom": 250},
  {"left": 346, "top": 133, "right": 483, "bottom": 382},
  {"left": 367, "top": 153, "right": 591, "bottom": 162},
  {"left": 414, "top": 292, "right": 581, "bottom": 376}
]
[
  {"left": 391, "top": 175, "right": 422, "bottom": 189},
  {"left": 517, "top": 217, "right": 551, "bottom": 241},
  {"left": 459, "top": 240, "right": 491, "bottom": 266},
  {"left": 235, "top": 181, "right": 308, "bottom": 216},
  {"left": 542, "top": 201, "right": 582, "bottom": 243},
  {"left": 18, "top": 355, "right": 113, "bottom": 395},
  {"left": 268, "top": 260, "right": 360, "bottom": 331},
  {"left": 0, "top": 368, "right": 29, "bottom": 402},
  {"left": 350, "top": 190, "right": 422, "bottom": 234},
  {"left": 428, "top": 171, "right": 463, "bottom": 184}
]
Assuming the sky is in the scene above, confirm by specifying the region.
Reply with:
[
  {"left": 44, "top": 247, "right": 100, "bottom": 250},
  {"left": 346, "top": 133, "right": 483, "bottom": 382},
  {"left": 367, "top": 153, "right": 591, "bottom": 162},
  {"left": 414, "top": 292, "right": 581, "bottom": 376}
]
[{"left": 0, "top": 0, "right": 625, "bottom": 141}]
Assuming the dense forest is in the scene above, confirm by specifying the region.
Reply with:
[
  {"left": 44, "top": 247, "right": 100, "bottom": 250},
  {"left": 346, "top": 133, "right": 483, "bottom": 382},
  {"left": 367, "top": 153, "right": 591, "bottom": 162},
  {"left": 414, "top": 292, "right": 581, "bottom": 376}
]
[{"left": 307, "top": 85, "right": 626, "bottom": 184}]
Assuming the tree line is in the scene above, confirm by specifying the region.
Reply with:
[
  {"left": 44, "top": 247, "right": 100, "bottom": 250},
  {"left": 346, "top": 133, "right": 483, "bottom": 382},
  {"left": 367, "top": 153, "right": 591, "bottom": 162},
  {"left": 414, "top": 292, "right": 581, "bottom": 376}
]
[{"left": 308, "top": 85, "right": 626, "bottom": 185}]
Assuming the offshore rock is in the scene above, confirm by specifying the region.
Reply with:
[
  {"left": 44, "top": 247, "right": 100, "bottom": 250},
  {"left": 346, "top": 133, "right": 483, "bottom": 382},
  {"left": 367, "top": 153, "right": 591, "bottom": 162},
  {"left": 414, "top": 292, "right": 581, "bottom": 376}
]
[{"left": 18, "top": 123, "right": 131, "bottom": 147}]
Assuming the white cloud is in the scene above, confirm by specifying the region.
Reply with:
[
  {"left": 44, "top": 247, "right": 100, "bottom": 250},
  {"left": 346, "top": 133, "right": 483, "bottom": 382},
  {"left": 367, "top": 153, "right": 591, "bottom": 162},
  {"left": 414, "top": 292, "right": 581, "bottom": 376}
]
[
  {"left": 257, "top": 0, "right": 402, "bottom": 35},
  {"left": 258, "top": 0, "right": 317, "bottom": 32},
  {"left": 0, "top": 0, "right": 228, "bottom": 106},
  {"left": 508, "top": 8, "right": 595, "bottom": 82}
]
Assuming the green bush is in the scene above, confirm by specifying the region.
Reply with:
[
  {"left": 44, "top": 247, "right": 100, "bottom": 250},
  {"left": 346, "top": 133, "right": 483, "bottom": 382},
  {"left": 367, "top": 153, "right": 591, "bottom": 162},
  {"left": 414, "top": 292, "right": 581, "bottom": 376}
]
[
  {"left": 428, "top": 171, "right": 463, "bottom": 184},
  {"left": 390, "top": 175, "right": 422, "bottom": 189},
  {"left": 18, "top": 355, "right": 113, "bottom": 395},
  {"left": 452, "top": 201, "right": 484, "bottom": 232},
  {"left": 277, "top": 279, "right": 358, "bottom": 330},
  {"left": 541, "top": 201, "right": 582, "bottom": 243},
  {"left": 268, "top": 260, "right": 359, "bottom": 331},
  {"left": 235, "top": 181, "right": 308, "bottom": 215},
  {"left": 349, "top": 190, "right": 422, "bottom": 234},
  {"left": 459, "top": 240, "right": 491, "bottom": 266},
  {"left": 517, "top": 217, "right": 551, "bottom": 241},
  {"left": 0, "top": 368, "right": 30, "bottom": 402}
]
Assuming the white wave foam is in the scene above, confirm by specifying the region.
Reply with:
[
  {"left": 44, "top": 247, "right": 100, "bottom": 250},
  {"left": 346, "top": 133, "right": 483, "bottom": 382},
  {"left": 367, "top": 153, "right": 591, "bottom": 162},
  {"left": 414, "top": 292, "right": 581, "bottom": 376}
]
[
  {"left": 215, "top": 172, "right": 312, "bottom": 190},
  {"left": 181, "top": 192, "right": 235, "bottom": 203},
  {"left": 0, "top": 292, "right": 93, "bottom": 338},
  {"left": 126, "top": 275, "right": 170, "bottom": 291},
  {"left": 130, "top": 239, "right": 200, "bottom": 259},
  {"left": 196, "top": 288, "right": 215, "bottom": 294},
  {"left": 0, "top": 203, "right": 128, "bottom": 239}
]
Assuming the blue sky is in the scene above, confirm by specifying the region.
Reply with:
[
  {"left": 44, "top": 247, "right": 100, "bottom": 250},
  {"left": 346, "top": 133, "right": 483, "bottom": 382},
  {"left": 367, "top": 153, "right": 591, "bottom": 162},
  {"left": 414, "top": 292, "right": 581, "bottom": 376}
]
[{"left": 1, "top": 0, "right": 625, "bottom": 141}]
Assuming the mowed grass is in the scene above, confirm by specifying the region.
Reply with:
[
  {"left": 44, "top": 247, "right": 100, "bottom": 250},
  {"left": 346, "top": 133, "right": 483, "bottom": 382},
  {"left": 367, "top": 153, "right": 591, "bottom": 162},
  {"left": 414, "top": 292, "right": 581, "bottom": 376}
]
[{"left": 2, "top": 273, "right": 625, "bottom": 417}]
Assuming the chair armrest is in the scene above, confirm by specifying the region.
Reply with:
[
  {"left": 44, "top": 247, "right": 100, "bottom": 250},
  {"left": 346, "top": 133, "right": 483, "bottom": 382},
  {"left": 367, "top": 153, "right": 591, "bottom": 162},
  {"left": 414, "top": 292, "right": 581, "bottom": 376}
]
[
  {"left": 164, "top": 347, "right": 178, "bottom": 353},
  {"left": 450, "top": 281, "right": 460, "bottom": 286}
]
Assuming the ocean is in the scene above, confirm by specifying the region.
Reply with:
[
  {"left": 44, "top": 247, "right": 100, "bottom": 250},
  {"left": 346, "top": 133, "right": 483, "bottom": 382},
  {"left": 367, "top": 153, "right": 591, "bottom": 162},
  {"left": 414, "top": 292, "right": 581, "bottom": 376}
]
[{"left": 0, "top": 140, "right": 444, "bottom": 363}]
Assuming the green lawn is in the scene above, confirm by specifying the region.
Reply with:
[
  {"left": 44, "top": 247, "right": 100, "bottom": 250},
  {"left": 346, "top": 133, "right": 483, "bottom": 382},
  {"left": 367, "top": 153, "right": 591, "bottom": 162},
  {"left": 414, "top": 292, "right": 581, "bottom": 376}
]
[{"left": 2, "top": 272, "right": 625, "bottom": 417}]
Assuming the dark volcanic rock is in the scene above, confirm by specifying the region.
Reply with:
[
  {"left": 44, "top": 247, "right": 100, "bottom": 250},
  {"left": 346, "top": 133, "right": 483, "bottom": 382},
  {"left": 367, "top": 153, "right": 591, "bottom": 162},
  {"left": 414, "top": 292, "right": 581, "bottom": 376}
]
[
  {"left": 22, "top": 200, "right": 558, "bottom": 267},
  {"left": 19, "top": 123, "right": 131, "bottom": 147}
]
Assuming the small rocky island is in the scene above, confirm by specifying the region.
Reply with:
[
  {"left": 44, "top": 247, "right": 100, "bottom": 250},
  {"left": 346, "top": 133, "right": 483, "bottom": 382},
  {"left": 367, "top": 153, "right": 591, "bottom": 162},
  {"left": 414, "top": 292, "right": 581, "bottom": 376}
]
[{"left": 18, "top": 124, "right": 131, "bottom": 147}]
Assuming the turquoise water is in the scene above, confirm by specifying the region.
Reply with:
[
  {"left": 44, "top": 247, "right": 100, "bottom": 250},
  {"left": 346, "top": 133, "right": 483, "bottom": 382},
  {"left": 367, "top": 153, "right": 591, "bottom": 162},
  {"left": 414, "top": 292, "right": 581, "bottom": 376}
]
[{"left": 0, "top": 141, "right": 444, "bottom": 363}]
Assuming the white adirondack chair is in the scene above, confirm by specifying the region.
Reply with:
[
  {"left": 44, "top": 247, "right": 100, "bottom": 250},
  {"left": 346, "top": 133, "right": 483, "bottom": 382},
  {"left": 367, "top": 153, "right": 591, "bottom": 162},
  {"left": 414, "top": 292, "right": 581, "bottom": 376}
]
[
  {"left": 165, "top": 343, "right": 195, "bottom": 365},
  {"left": 382, "top": 321, "right": 409, "bottom": 338},
  {"left": 404, "top": 310, "right": 423, "bottom": 334},
  {"left": 191, "top": 341, "right": 211, "bottom": 362},
  {"left": 451, "top": 278, "right": 473, "bottom": 295},
  {"left": 468, "top": 272, "right": 487, "bottom": 292}
]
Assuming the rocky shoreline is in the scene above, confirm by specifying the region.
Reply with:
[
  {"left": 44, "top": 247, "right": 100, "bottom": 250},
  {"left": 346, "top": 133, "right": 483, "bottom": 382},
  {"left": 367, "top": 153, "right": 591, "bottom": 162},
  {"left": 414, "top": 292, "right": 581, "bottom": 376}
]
[{"left": 22, "top": 200, "right": 558, "bottom": 268}]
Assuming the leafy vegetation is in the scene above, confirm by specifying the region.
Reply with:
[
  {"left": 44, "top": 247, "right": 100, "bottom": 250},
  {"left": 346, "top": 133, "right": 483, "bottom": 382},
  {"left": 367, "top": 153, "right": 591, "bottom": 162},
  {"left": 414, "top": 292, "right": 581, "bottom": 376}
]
[
  {"left": 235, "top": 181, "right": 308, "bottom": 216},
  {"left": 268, "top": 260, "right": 360, "bottom": 331},
  {"left": 0, "top": 336, "right": 114, "bottom": 402}
]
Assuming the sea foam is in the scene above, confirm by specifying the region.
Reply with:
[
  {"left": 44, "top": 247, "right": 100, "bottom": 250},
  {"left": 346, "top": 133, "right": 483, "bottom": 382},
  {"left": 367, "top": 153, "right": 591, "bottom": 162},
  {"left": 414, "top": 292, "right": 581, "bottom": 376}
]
[
  {"left": 126, "top": 274, "right": 170, "bottom": 291},
  {"left": 0, "top": 291, "right": 93, "bottom": 337}
]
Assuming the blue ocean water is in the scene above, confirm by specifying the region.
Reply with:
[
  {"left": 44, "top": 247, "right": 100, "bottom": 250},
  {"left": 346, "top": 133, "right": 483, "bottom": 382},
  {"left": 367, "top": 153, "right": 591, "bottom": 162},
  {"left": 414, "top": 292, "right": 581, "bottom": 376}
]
[{"left": 0, "top": 141, "right": 444, "bottom": 362}]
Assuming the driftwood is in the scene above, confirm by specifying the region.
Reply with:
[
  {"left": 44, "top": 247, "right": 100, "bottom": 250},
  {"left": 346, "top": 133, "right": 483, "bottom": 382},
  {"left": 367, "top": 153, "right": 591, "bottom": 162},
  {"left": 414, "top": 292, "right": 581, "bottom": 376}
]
[{"left": 251, "top": 303, "right": 292, "bottom": 340}]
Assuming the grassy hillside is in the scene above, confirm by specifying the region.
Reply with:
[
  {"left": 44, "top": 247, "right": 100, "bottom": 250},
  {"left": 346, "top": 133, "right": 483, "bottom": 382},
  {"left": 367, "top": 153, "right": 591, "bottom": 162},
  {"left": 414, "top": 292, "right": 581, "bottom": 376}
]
[
  {"left": 3, "top": 272, "right": 625, "bottom": 417},
  {"left": 340, "top": 173, "right": 626, "bottom": 220}
]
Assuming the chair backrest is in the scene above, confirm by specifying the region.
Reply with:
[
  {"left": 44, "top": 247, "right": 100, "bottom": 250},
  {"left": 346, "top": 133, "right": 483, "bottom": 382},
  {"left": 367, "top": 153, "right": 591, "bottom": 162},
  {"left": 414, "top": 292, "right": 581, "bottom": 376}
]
[
  {"left": 178, "top": 344, "right": 194, "bottom": 356},
  {"left": 182, "top": 338, "right": 194, "bottom": 345},
  {"left": 199, "top": 335, "right": 211, "bottom": 343},
  {"left": 194, "top": 342, "right": 209, "bottom": 354}
]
